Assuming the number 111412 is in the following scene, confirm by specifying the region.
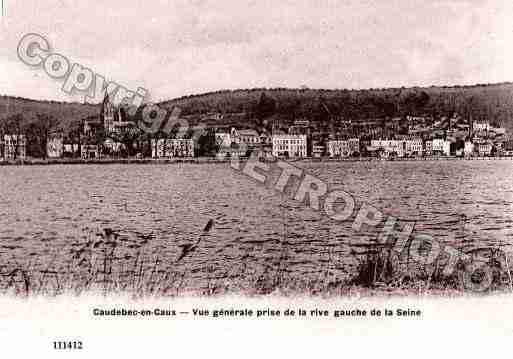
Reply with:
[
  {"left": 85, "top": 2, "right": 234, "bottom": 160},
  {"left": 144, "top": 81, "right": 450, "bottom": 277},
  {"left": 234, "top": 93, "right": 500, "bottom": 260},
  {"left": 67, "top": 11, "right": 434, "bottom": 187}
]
[{"left": 53, "top": 341, "right": 83, "bottom": 350}]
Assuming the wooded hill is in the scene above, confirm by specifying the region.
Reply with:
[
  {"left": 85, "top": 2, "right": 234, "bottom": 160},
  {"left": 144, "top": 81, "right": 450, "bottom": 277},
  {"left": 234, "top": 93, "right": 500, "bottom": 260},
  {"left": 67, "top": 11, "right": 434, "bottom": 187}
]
[{"left": 2, "top": 82, "right": 513, "bottom": 134}]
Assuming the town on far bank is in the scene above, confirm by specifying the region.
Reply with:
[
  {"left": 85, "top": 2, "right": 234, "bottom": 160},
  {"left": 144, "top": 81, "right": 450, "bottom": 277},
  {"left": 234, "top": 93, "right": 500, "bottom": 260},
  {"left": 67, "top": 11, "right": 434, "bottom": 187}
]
[{"left": 0, "top": 92, "right": 512, "bottom": 162}]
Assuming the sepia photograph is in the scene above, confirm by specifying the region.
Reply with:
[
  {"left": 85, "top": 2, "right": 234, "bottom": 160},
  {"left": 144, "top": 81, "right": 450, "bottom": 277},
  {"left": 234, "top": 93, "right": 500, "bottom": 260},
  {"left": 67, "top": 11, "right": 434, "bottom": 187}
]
[{"left": 1, "top": 0, "right": 513, "bottom": 357}]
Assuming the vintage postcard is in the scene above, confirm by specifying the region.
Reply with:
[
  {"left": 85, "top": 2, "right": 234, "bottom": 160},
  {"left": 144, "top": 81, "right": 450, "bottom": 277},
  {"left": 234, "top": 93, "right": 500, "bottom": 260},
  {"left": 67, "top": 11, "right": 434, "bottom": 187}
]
[{"left": 1, "top": 0, "right": 512, "bottom": 357}]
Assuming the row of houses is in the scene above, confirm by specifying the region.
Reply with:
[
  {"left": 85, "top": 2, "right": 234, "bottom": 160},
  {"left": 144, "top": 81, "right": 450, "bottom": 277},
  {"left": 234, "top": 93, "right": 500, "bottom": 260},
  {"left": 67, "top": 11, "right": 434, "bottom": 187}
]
[
  {"left": 214, "top": 127, "right": 309, "bottom": 158},
  {"left": 7, "top": 124, "right": 500, "bottom": 161},
  {"left": 327, "top": 137, "right": 499, "bottom": 158},
  {"left": 367, "top": 138, "right": 450, "bottom": 157},
  {"left": 45, "top": 136, "right": 196, "bottom": 159},
  {"left": 327, "top": 138, "right": 360, "bottom": 157},
  {"left": 213, "top": 125, "right": 510, "bottom": 159}
]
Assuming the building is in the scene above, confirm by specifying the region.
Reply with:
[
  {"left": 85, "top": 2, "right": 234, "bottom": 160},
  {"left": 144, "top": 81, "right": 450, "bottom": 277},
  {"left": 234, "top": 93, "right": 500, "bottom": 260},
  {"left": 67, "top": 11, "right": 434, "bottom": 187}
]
[
  {"left": 2, "top": 135, "right": 26, "bottom": 160},
  {"left": 432, "top": 138, "right": 450, "bottom": 156},
  {"left": 312, "top": 144, "right": 325, "bottom": 158},
  {"left": 215, "top": 128, "right": 262, "bottom": 158},
  {"left": 424, "top": 140, "right": 433, "bottom": 155},
  {"left": 327, "top": 140, "right": 350, "bottom": 157},
  {"left": 464, "top": 141, "right": 474, "bottom": 157},
  {"left": 272, "top": 134, "right": 307, "bottom": 158},
  {"left": 201, "top": 112, "right": 223, "bottom": 122},
  {"left": 102, "top": 95, "right": 135, "bottom": 135},
  {"left": 492, "top": 127, "right": 506, "bottom": 135},
  {"left": 477, "top": 141, "right": 492, "bottom": 156},
  {"left": 81, "top": 144, "right": 100, "bottom": 159},
  {"left": 405, "top": 137, "right": 423, "bottom": 156},
  {"left": 370, "top": 139, "right": 405, "bottom": 157},
  {"left": 474, "top": 121, "right": 490, "bottom": 132},
  {"left": 151, "top": 138, "right": 195, "bottom": 158},
  {"left": 47, "top": 134, "right": 64, "bottom": 158},
  {"left": 406, "top": 115, "right": 427, "bottom": 123},
  {"left": 503, "top": 140, "right": 513, "bottom": 156},
  {"left": 348, "top": 138, "right": 360, "bottom": 154},
  {"left": 259, "top": 132, "right": 272, "bottom": 146},
  {"left": 288, "top": 119, "right": 310, "bottom": 136},
  {"left": 238, "top": 129, "right": 261, "bottom": 146},
  {"left": 102, "top": 139, "right": 124, "bottom": 154},
  {"left": 63, "top": 143, "right": 79, "bottom": 156}
]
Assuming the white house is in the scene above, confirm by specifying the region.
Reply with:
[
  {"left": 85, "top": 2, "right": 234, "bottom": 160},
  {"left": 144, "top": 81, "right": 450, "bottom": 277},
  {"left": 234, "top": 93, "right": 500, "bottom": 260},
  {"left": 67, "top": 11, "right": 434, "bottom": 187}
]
[
  {"left": 464, "top": 141, "right": 474, "bottom": 157},
  {"left": 152, "top": 138, "right": 194, "bottom": 158},
  {"left": 424, "top": 140, "right": 433, "bottom": 154},
  {"left": 2, "top": 135, "right": 26, "bottom": 160},
  {"left": 370, "top": 139, "right": 405, "bottom": 157},
  {"left": 327, "top": 140, "right": 349, "bottom": 157},
  {"left": 474, "top": 122, "right": 490, "bottom": 132},
  {"left": 405, "top": 137, "right": 423, "bottom": 156},
  {"left": 432, "top": 139, "right": 450, "bottom": 156},
  {"left": 477, "top": 142, "right": 492, "bottom": 156},
  {"left": 348, "top": 138, "right": 360, "bottom": 154},
  {"left": 47, "top": 135, "right": 64, "bottom": 158},
  {"left": 81, "top": 144, "right": 100, "bottom": 159},
  {"left": 312, "top": 145, "right": 325, "bottom": 158},
  {"left": 272, "top": 134, "right": 307, "bottom": 158}
]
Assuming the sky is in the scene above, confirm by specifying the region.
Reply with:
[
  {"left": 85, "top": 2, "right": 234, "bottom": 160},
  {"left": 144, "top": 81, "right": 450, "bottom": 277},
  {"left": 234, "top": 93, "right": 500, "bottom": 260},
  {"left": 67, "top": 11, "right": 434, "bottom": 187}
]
[{"left": 1, "top": 0, "right": 512, "bottom": 103}]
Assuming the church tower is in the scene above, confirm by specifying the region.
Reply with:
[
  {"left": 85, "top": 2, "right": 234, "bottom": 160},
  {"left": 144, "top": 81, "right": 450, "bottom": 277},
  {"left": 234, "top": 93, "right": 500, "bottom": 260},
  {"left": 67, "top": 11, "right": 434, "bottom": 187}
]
[{"left": 101, "top": 94, "right": 116, "bottom": 133}]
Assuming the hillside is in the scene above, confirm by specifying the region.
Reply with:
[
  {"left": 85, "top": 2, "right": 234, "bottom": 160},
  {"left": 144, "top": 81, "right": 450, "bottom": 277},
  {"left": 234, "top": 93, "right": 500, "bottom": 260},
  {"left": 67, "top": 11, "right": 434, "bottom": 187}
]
[
  {"left": 159, "top": 83, "right": 513, "bottom": 133},
  {"left": 2, "top": 82, "right": 513, "bottom": 134},
  {"left": 0, "top": 96, "right": 99, "bottom": 129}
]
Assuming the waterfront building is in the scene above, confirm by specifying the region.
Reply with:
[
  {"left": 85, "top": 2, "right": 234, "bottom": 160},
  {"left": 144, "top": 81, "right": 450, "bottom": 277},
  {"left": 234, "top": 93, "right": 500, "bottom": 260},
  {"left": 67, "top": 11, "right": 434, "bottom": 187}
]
[
  {"left": 81, "top": 144, "right": 100, "bottom": 159},
  {"left": 102, "top": 139, "right": 124, "bottom": 154},
  {"left": 405, "top": 137, "right": 423, "bottom": 156},
  {"left": 201, "top": 112, "right": 223, "bottom": 122},
  {"left": 464, "top": 141, "right": 474, "bottom": 157},
  {"left": 477, "top": 142, "right": 492, "bottom": 156},
  {"left": 63, "top": 143, "right": 79, "bottom": 155},
  {"left": 348, "top": 138, "right": 360, "bottom": 154},
  {"left": 432, "top": 138, "right": 450, "bottom": 156},
  {"left": 504, "top": 140, "right": 513, "bottom": 156},
  {"left": 327, "top": 140, "right": 350, "bottom": 157},
  {"left": 2, "top": 134, "right": 26, "bottom": 160},
  {"left": 312, "top": 144, "right": 325, "bottom": 158},
  {"left": 424, "top": 140, "right": 433, "bottom": 155},
  {"left": 151, "top": 138, "right": 195, "bottom": 158},
  {"left": 272, "top": 134, "right": 307, "bottom": 158},
  {"left": 370, "top": 139, "right": 405, "bottom": 157},
  {"left": 395, "top": 140, "right": 406, "bottom": 157},
  {"left": 47, "top": 134, "right": 64, "bottom": 158}
]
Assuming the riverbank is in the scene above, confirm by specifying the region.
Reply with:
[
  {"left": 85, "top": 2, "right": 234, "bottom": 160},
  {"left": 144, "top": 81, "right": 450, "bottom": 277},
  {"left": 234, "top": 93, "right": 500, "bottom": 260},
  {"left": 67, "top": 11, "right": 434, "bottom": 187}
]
[
  {"left": 0, "top": 157, "right": 234, "bottom": 166},
  {"left": 1, "top": 155, "right": 513, "bottom": 166}
]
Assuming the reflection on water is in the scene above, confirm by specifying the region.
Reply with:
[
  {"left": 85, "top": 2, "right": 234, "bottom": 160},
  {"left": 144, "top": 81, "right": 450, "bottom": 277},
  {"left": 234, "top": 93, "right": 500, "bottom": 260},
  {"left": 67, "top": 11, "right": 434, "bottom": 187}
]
[{"left": 0, "top": 161, "right": 512, "bottom": 293}]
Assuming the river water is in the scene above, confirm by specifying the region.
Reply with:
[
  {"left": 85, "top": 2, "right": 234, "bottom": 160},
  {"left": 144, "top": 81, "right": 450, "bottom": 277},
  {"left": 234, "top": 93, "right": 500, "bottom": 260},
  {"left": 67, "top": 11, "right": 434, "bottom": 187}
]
[{"left": 0, "top": 160, "right": 512, "bottom": 294}]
